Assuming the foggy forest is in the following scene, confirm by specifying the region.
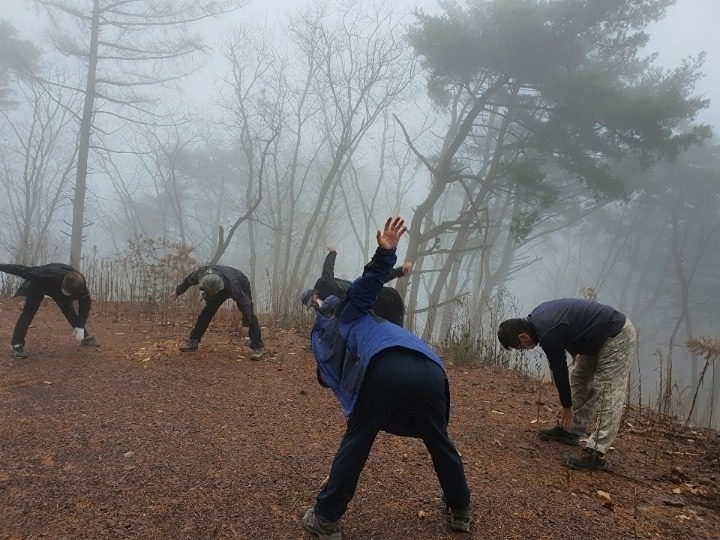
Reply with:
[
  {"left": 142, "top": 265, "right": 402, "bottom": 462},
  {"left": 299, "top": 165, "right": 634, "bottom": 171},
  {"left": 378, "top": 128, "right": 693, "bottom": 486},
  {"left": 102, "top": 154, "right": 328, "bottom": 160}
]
[{"left": 1, "top": 0, "right": 719, "bottom": 430}]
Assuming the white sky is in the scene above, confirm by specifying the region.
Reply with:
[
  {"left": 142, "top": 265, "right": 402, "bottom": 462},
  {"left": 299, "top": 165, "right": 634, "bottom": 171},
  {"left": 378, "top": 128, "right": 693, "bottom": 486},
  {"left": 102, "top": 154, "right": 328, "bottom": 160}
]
[{"left": 3, "top": 0, "right": 719, "bottom": 128}]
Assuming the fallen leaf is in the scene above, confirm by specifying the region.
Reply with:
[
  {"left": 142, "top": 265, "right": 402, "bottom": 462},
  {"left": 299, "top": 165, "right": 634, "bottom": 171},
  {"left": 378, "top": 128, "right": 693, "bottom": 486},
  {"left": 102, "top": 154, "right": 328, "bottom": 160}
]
[{"left": 597, "top": 490, "right": 612, "bottom": 502}]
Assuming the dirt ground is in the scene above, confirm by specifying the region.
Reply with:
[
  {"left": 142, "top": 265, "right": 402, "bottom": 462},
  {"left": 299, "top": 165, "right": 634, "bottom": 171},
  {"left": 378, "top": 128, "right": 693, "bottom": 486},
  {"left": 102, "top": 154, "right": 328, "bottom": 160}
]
[{"left": 0, "top": 297, "right": 718, "bottom": 540}]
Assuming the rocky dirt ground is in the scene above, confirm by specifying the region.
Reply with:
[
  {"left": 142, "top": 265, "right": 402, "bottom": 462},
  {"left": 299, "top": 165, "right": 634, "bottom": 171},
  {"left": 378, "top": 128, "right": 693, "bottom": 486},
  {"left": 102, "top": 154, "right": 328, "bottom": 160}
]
[{"left": 0, "top": 297, "right": 718, "bottom": 540}]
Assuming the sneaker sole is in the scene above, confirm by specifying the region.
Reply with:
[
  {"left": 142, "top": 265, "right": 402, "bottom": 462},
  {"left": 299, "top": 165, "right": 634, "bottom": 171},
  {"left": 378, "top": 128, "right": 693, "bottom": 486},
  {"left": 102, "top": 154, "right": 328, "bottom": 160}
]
[
  {"left": 564, "top": 455, "right": 609, "bottom": 471},
  {"left": 301, "top": 522, "right": 342, "bottom": 540}
]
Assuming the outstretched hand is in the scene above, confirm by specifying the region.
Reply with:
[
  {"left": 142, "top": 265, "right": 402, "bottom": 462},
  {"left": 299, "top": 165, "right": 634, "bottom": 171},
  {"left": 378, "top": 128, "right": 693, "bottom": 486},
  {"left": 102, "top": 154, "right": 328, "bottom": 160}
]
[{"left": 376, "top": 217, "right": 406, "bottom": 250}]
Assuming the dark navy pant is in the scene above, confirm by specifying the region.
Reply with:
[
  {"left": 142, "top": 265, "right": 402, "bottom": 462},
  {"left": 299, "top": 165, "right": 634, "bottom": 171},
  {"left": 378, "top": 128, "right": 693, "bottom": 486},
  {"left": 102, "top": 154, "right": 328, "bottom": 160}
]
[
  {"left": 189, "top": 294, "right": 263, "bottom": 349},
  {"left": 315, "top": 348, "right": 471, "bottom": 522},
  {"left": 12, "top": 292, "right": 89, "bottom": 346}
]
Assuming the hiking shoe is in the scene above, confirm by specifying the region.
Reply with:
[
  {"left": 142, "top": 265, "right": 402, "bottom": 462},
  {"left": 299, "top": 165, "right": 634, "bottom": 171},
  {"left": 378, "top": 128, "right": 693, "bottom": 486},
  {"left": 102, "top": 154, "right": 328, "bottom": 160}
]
[
  {"left": 10, "top": 344, "right": 28, "bottom": 359},
  {"left": 301, "top": 507, "right": 342, "bottom": 540},
  {"left": 81, "top": 336, "right": 100, "bottom": 347},
  {"left": 179, "top": 339, "right": 199, "bottom": 352},
  {"left": 538, "top": 425, "right": 580, "bottom": 446},
  {"left": 250, "top": 349, "right": 265, "bottom": 361},
  {"left": 564, "top": 448, "right": 608, "bottom": 471},
  {"left": 447, "top": 505, "right": 472, "bottom": 533}
]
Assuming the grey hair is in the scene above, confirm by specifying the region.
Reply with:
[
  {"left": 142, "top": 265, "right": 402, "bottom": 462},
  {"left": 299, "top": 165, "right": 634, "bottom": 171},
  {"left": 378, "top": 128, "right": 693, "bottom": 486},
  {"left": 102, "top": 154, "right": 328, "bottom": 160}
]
[{"left": 199, "top": 273, "right": 224, "bottom": 296}]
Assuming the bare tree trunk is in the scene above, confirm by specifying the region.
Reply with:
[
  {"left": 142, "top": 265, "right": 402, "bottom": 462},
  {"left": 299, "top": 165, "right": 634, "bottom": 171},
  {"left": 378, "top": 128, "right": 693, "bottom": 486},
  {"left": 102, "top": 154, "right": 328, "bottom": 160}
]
[{"left": 70, "top": 0, "right": 99, "bottom": 268}]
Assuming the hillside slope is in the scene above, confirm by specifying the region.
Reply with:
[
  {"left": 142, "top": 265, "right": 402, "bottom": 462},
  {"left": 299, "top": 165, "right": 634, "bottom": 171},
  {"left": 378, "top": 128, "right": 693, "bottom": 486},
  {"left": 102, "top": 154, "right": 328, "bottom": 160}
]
[{"left": 0, "top": 298, "right": 718, "bottom": 539}]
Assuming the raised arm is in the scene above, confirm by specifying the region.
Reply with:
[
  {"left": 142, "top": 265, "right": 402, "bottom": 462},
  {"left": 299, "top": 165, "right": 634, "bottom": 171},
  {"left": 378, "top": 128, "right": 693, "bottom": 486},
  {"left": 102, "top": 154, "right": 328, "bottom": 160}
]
[
  {"left": 321, "top": 247, "right": 337, "bottom": 280},
  {"left": 342, "top": 218, "right": 407, "bottom": 321}
]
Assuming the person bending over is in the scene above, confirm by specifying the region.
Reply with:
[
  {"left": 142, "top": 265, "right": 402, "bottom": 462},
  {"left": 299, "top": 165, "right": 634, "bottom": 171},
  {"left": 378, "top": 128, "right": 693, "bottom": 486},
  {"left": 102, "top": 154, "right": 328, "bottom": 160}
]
[
  {"left": 0, "top": 263, "right": 99, "bottom": 359},
  {"left": 171, "top": 265, "right": 264, "bottom": 360},
  {"left": 299, "top": 217, "right": 471, "bottom": 539}
]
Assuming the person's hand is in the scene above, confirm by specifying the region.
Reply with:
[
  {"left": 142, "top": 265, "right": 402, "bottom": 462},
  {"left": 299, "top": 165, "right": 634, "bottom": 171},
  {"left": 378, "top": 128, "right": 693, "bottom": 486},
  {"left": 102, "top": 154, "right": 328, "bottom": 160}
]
[
  {"left": 557, "top": 406, "right": 574, "bottom": 431},
  {"left": 376, "top": 217, "right": 406, "bottom": 250},
  {"left": 327, "top": 246, "right": 336, "bottom": 253},
  {"left": 401, "top": 261, "right": 413, "bottom": 276}
]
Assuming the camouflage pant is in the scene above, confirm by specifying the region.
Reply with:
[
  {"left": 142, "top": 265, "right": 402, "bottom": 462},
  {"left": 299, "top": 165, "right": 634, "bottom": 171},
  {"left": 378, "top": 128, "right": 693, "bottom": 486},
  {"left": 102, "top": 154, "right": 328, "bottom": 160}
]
[{"left": 571, "top": 319, "right": 636, "bottom": 454}]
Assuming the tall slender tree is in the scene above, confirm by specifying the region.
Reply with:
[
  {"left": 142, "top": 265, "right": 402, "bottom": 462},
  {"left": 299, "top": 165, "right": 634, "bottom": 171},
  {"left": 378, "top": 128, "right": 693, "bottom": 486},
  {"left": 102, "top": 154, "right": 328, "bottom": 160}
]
[{"left": 34, "top": 0, "right": 247, "bottom": 267}]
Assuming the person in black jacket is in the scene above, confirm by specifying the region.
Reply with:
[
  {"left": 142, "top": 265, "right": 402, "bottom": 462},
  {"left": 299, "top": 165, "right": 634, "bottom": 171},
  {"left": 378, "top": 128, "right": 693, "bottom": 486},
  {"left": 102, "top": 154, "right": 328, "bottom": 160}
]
[
  {"left": 0, "top": 263, "right": 99, "bottom": 359},
  {"left": 497, "top": 298, "right": 636, "bottom": 470},
  {"left": 312, "top": 246, "right": 412, "bottom": 327},
  {"left": 171, "top": 265, "right": 264, "bottom": 359}
]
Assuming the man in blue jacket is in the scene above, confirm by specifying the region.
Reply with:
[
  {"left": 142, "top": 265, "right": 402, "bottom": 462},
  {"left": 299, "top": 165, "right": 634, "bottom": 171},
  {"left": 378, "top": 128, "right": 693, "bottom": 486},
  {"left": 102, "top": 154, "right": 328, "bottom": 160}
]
[
  {"left": 171, "top": 265, "right": 264, "bottom": 359},
  {"left": 299, "top": 217, "right": 471, "bottom": 540},
  {"left": 0, "top": 263, "right": 99, "bottom": 358},
  {"left": 497, "top": 299, "right": 636, "bottom": 470}
]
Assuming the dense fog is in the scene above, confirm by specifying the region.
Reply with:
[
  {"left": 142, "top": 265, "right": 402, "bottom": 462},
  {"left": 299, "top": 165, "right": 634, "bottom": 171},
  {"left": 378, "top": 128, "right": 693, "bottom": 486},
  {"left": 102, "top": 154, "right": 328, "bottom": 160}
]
[{"left": 1, "top": 0, "right": 719, "bottom": 427}]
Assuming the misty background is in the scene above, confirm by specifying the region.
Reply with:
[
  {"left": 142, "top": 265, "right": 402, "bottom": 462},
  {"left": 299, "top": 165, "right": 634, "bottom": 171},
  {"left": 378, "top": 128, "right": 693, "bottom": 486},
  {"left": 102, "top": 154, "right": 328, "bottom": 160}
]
[{"left": 1, "top": 0, "right": 719, "bottom": 428}]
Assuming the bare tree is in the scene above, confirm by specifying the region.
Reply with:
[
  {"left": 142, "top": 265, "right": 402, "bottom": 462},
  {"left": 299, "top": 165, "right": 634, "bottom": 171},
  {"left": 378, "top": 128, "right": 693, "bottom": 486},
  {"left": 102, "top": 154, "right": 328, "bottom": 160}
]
[
  {"left": 219, "top": 1, "right": 416, "bottom": 315},
  {"left": 0, "top": 77, "right": 78, "bottom": 263},
  {"left": 33, "top": 0, "right": 247, "bottom": 267}
]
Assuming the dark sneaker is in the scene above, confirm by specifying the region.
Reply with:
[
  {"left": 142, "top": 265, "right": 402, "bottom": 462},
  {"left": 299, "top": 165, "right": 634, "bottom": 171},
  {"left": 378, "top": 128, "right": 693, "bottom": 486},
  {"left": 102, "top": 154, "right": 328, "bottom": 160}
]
[
  {"left": 10, "top": 344, "right": 28, "bottom": 359},
  {"left": 81, "top": 336, "right": 100, "bottom": 347},
  {"left": 564, "top": 448, "right": 608, "bottom": 471},
  {"left": 179, "top": 339, "right": 199, "bottom": 352},
  {"left": 447, "top": 505, "right": 472, "bottom": 532},
  {"left": 538, "top": 425, "right": 580, "bottom": 446},
  {"left": 301, "top": 507, "right": 342, "bottom": 540}
]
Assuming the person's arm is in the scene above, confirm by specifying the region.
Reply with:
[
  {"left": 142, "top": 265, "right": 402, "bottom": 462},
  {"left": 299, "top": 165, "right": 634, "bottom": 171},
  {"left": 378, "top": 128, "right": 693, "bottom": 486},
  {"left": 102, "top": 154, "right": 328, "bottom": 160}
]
[
  {"left": 0, "top": 264, "right": 33, "bottom": 280},
  {"left": 77, "top": 289, "right": 92, "bottom": 327},
  {"left": 321, "top": 248, "right": 337, "bottom": 280},
  {"left": 174, "top": 267, "right": 204, "bottom": 297},
  {"left": 540, "top": 329, "right": 572, "bottom": 408},
  {"left": 383, "top": 261, "right": 412, "bottom": 283},
  {"left": 342, "top": 217, "right": 407, "bottom": 322}
]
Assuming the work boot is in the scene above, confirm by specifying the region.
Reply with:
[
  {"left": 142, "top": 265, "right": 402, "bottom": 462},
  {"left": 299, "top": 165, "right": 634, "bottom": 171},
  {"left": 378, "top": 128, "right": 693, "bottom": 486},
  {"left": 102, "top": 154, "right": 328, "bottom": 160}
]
[
  {"left": 179, "top": 339, "right": 199, "bottom": 352},
  {"left": 301, "top": 507, "right": 342, "bottom": 540},
  {"left": 81, "top": 336, "right": 100, "bottom": 347},
  {"left": 564, "top": 448, "right": 608, "bottom": 471},
  {"left": 10, "top": 344, "right": 28, "bottom": 359},
  {"left": 538, "top": 425, "right": 580, "bottom": 446},
  {"left": 447, "top": 505, "right": 472, "bottom": 532}
]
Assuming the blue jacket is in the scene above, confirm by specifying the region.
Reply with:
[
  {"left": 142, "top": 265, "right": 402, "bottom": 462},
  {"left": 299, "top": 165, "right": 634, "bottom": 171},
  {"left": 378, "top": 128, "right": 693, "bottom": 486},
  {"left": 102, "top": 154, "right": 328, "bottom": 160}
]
[{"left": 309, "top": 247, "right": 444, "bottom": 417}]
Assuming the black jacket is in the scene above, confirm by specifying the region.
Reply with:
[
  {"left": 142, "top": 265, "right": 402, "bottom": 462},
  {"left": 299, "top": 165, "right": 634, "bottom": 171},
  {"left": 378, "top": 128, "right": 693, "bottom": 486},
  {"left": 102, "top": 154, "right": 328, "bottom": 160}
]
[
  {"left": 313, "top": 250, "right": 406, "bottom": 326},
  {"left": 0, "top": 263, "right": 92, "bottom": 327},
  {"left": 175, "top": 265, "right": 254, "bottom": 324}
]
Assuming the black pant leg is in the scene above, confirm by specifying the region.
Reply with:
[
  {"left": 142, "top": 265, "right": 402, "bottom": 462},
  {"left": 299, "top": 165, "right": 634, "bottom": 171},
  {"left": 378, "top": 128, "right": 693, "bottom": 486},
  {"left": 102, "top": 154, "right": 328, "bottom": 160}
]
[
  {"left": 247, "top": 309, "right": 264, "bottom": 349},
  {"left": 189, "top": 298, "right": 224, "bottom": 341},
  {"left": 416, "top": 370, "right": 471, "bottom": 510},
  {"left": 11, "top": 293, "right": 43, "bottom": 346},
  {"left": 314, "top": 414, "right": 380, "bottom": 522}
]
